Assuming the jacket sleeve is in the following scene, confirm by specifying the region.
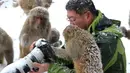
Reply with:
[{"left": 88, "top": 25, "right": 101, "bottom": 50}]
[
  {"left": 48, "top": 56, "right": 75, "bottom": 73},
  {"left": 48, "top": 63, "right": 75, "bottom": 73},
  {"left": 48, "top": 47, "right": 75, "bottom": 73}
]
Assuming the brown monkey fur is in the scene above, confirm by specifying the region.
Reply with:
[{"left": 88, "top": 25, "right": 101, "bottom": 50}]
[
  {"left": 62, "top": 25, "right": 103, "bottom": 73},
  {"left": 48, "top": 28, "right": 62, "bottom": 47},
  {"left": 48, "top": 28, "right": 60, "bottom": 44},
  {"left": 18, "top": 0, "right": 52, "bottom": 15},
  {"left": 19, "top": 6, "right": 51, "bottom": 58},
  {"left": 0, "top": 27, "right": 14, "bottom": 65},
  {"left": 120, "top": 26, "right": 130, "bottom": 39}
]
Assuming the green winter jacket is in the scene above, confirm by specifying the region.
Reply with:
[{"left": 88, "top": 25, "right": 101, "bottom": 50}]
[
  {"left": 87, "top": 10, "right": 126, "bottom": 73},
  {"left": 48, "top": 10, "right": 126, "bottom": 73}
]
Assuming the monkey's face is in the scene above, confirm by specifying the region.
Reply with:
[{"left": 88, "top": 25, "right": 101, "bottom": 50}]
[
  {"left": 28, "top": 7, "right": 49, "bottom": 29},
  {"left": 63, "top": 25, "right": 80, "bottom": 42},
  {"left": 31, "top": 16, "right": 47, "bottom": 29}
]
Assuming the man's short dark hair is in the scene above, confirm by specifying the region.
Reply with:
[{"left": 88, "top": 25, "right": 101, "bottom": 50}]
[{"left": 66, "top": 0, "right": 97, "bottom": 15}]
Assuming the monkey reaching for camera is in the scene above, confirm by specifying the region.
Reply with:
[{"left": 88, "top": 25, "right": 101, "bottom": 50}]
[
  {"left": 62, "top": 25, "right": 103, "bottom": 73},
  {"left": 13, "top": 0, "right": 53, "bottom": 15},
  {"left": 19, "top": 6, "right": 51, "bottom": 58},
  {"left": 48, "top": 28, "right": 62, "bottom": 47},
  {"left": 0, "top": 27, "right": 14, "bottom": 65}
]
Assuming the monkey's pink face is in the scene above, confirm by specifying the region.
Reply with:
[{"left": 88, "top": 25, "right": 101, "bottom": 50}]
[
  {"left": 35, "top": 16, "right": 45, "bottom": 24},
  {"left": 31, "top": 16, "right": 47, "bottom": 29}
]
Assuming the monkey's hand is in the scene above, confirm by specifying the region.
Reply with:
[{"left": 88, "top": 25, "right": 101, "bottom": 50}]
[
  {"left": 51, "top": 40, "right": 62, "bottom": 47},
  {"left": 32, "top": 38, "right": 56, "bottom": 63}
]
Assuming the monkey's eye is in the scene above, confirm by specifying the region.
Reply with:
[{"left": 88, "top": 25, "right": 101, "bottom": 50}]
[
  {"left": 35, "top": 17, "right": 47, "bottom": 22},
  {"left": 35, "top": 17, "right": 42, "bottom": 20}
]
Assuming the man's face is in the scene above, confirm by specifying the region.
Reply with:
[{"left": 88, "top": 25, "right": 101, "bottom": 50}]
[{"left": 67, "top": 10, "right": 88, "bottom": 29}]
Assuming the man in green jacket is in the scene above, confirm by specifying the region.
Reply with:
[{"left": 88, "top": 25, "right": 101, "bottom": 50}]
[{"left": 30, "top": 0, "right": 126, "bottom": 73}]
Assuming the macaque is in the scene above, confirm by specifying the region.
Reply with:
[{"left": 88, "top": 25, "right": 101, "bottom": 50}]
[
  {"left": 13, "top": 0, "right": 53, "bottom": 15},
  {"left": 62, "top": 25, "right": 103, "bottom": 73},
  {"left": 120, "top": 12, "right": 130, "bottom": 40},
  {"left": 19, "top": 6, "right": 51, "bottom": 58},
  {"left": 120, "top": 26, "right": 130, "bottom": 39},
  {"left": 0, "top": 27, "right": 14, "bottom": 65},
  {"left": 48, "top": 28, "right": 62, "bottom": 47}
]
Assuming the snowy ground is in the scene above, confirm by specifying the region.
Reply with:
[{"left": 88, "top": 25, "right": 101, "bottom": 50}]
[{"left": 0, "top": 0, "right": 130, "bottom": 73}]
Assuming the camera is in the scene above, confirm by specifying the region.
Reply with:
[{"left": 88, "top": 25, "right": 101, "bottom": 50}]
[{"left": 1, "top": 38, "right": 56, "bottom": 73}]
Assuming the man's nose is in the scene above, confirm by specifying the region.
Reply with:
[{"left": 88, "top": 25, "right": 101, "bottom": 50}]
[{"left": 69, "top": 21, "right": 75, "bottom": 25}]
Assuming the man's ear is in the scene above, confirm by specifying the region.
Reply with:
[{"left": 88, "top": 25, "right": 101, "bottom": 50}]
[{"left": 84, "top": 11, "right": 91, "bottom": 19}]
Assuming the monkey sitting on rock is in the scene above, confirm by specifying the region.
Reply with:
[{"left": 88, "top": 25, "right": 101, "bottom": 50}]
[{"left": 0, "top": 27, "right": 14, "bottom": 65}]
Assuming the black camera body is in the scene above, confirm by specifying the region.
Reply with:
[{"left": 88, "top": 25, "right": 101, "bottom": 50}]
[{"left": 1, "top": 38, "right": 56, "bottom": 73}]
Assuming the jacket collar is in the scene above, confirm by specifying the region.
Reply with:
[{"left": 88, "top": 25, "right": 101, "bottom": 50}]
[
  {"left": 87, "top": 10, "right": 103, "bottom": 33},
  {"left": 87, "top": 10, "right": 123, "bottom": 37}
]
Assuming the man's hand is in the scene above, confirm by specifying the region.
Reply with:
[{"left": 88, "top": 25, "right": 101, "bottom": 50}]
[
  {"left": 29, "top": 62, "right": 50, "bottom": 73},
  {"left": 29, "top": 41, "right": 50, "bottom": 73},
  {"left": 28, "top": 38, "right": 56, "bottom": 73}
]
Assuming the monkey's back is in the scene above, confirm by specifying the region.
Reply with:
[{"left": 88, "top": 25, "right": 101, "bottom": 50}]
[
  {"left": 75, "top": 36, "right": 103, "bottom": 73},
  {"left": 64, "top": 25, "right": 103, "bottom": 73}
]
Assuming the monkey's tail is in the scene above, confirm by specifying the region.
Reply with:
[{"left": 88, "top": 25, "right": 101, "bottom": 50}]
[{"left": 120, "top": 26, "right": 130, "bottom": 39}]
